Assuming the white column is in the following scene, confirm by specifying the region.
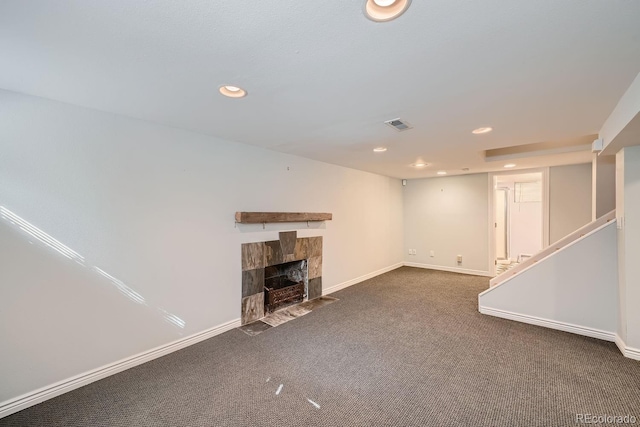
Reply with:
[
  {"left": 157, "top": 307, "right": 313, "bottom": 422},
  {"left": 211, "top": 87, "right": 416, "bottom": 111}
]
[{"left": 616, "top": 145, "right": 640, "bottom": 352}]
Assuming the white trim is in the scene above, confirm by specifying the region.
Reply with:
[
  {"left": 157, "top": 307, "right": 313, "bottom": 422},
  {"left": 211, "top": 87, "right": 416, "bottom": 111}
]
[
  {"left": 0, "top": 318, "right": 241, "bottom": 419},
  {"left": 487, "top": 171, "right": 497, "bottom": 276},
  {"left": 322, "top": 262, "right": 404, "bottom": 295},
  {"left": 479, "top": 306, "right": 616, "bottom": 342},
  {"left": 495, "top": 186, "right": 511, "bottom": 261},
  {"left": 322, "top": 261, "right": 493, "bottom": 297},
  {"left": 0, "top": 261, "right": 405, "bottom": 419},
  {"left": 615, "top": 335, "right": 640, "bottom": 361},
  {"left": 542, "top": 167, "right": 550, "bottom": 248},
  {"left": 404, "top": 262, "right": 492, "bottom": 277}
]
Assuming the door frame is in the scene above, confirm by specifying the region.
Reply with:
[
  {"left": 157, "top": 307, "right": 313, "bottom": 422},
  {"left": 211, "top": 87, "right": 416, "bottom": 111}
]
[
  {"left": 487, "top": 167, "right": 550, "bottom": 276},
  {"left": 495, "top": 186, "right": 511, "bottom": 261}
]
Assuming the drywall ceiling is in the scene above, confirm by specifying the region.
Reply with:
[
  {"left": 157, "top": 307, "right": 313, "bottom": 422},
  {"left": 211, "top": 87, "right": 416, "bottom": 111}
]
[{"left": 1, "top": 1, "right": 639, "bottom": 179}]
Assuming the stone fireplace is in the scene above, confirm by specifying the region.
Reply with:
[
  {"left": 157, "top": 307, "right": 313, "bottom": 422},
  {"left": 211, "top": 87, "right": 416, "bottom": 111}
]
[{"left": 241, "top": 231, "right": 322, "bottom": 325}]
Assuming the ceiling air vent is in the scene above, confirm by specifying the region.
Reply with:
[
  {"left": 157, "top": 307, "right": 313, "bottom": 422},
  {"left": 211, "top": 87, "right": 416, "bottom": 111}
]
[{"left": 384, "top": 118, "right": 412, "bottom": 132}]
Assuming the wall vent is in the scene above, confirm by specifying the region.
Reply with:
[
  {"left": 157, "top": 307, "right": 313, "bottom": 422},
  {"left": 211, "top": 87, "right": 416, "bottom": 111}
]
[{"left": 384, "top": 118, "right": 412, "bottom": 132}]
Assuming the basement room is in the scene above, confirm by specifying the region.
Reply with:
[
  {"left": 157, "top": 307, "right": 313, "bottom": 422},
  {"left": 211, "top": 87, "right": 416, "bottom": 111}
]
[{"left": 1, "top": 1, "right": 639, "bottom": 426}]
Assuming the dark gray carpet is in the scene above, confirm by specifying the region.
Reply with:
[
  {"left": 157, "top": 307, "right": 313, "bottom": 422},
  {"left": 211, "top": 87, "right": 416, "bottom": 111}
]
[{"left": 2, "top": 267, "right": 639, "bottom": 426}]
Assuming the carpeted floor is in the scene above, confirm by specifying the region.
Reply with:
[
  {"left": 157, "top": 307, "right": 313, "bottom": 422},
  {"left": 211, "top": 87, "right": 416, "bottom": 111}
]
[{"left": 2, "top": 267, "right": 639, "bottom": 427}]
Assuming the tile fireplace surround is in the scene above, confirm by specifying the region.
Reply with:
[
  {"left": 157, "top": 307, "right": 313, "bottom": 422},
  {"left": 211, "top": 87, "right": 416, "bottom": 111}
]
[{"left": 241, "top": 231, "right": 322, "bottom": 325}]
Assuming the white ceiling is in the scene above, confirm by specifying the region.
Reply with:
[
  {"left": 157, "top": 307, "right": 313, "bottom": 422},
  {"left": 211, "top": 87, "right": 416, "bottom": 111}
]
[{"left": 1, "top": 1, "right": 639, "bottom": 178}]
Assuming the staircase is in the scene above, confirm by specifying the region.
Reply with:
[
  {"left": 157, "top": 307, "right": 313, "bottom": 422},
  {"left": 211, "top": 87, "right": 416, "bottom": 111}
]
[{"left": 479, "top": 210, "right": 618, "bottom": 341}]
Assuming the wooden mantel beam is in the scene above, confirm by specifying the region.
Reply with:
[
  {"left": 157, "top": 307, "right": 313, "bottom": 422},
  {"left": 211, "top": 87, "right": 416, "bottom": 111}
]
[{"left": 235, "top": 212, "right": 332, "bottom": 224}]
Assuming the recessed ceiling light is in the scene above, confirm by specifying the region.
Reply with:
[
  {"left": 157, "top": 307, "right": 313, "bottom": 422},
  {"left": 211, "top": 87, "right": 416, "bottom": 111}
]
[
  {"left": 364, "top": 0, "right": 411, "bottom": 22},
  {"left": 472, "top": 127, "right": 493, "bottom": 134},
  {"left": 437, "top": 171, "right": 447, "bottom": 175},
  {"left": 413, "top": 162, "right": 428, "bottom": 168},
  {"left": 504, "top": 164, "right": 516, "bottom": 168},
  {"left": 373, "top": 147, "right": 388, "bottom": 152},
  {"left": 219, "top": 85, "right": 247, "bottom": 98}
]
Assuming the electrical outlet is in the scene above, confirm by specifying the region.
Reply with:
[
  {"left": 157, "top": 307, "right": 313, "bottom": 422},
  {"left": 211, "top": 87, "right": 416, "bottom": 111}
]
[
  {"left": 456, "top": 254, "right": 462, "bottom": 263},
  {"left": 408, "top": 249, "right": 412, "bottom": 255},
  {"left": 430, "top": 250, "right": 435, "bottom": 257}
]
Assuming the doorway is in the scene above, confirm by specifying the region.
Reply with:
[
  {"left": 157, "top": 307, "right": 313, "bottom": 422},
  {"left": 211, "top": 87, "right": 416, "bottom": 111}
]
[
  {"left": 495, "top": 187, "right": 509, "bottom": 262},
  {"left": 490, "top": 170, "right": 548, "bottom": 276}
]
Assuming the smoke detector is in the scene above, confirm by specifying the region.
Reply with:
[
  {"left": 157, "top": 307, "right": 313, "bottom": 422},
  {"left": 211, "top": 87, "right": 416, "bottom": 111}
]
[{"left": 384, "top": 118, "right": 413, "bottom": 132}]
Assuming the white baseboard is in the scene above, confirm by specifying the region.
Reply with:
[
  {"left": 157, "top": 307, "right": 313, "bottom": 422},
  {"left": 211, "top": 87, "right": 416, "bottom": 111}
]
[
  {"left": 404, "top": 261, "right": 492, "bottom": 277},
  {"left": 0, "top": 318, "right": 241, "bottom": 420},
  {"left": 479, "top": 306, "right": 616, "bottom": 342},
  {"left": 615, "top": 335, "right": 640, "bottom": 361},
  {"left": 1, "top": 262, "right": 406, "bottom": 419},
  {"left": 322, "top": 260, "right": 491, "bottom": 296},
  {"left": 322, "top": 262, "right": 404, "bottom": 295}
]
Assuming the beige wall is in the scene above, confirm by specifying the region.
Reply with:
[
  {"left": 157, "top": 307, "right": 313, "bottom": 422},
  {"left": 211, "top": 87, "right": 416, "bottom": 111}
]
[
  {"left": 403, "top": 173, "right": 489, "bottom": 274},
  {"left": 549, "top": 163, "right": 593, "bottom": 244},
  {"left": 592, "top": 153, "right": 616, "bottom": 219},
  {"left": 0, "top": 90, "right": 404, "bottom": 405},
  {"left": 404, "top": 165, "right": 594, "bottom": 274}
]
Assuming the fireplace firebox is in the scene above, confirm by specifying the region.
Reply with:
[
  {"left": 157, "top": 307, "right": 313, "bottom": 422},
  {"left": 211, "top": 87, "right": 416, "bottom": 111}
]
[{"left": 264, "top": 260, "right": 307, "bottom": 313}]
